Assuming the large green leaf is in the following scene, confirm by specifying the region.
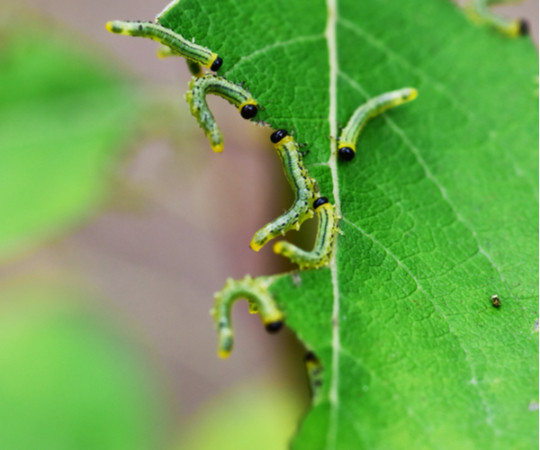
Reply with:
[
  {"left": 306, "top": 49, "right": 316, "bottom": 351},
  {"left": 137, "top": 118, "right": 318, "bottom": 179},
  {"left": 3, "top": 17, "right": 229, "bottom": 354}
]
[
  {"left": 0, "top": 19, "right": 140, "bottom": 261},
  {"left": 160, "top": 0, "right": 538, "bottom": 448}
]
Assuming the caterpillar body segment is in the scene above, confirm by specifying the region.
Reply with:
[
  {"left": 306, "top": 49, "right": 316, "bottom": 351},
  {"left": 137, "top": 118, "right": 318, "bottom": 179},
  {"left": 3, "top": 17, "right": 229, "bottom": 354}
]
[
  {"left": 338, "top": 88, "right": 417, "bottom": 161},
  {"left": 185, "top": 74, "right": 260, "bottom": 152},
  {"left": 273, "top": 197, "right": 339, "bottom": 270},
  {"left": 465, "top": 0, "right": 529, "bottom": 37},
  {"left": 105, "top": 20, "right": 222, "bottom": 71},
  {"left": 305, "top": 351, "right": 324, "bottom": 401},
  {"left": 211, "top": 275, "right": 283, "bottom": 358},
  {"left": 250, "top": 130, "right": 318, "bottom": 251}
]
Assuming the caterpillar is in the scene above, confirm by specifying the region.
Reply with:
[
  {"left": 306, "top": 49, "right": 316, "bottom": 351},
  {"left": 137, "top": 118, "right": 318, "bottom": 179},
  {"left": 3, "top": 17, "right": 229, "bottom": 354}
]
[
  {"left": 185, "top": 74, "right": 260, "bottom": 153},
  {"left": 464, "top": 0, "right": 529, "bottom": 37},
  {"left": 105, "top": 20, "right": 223, "bottom": 71},
  {"left": 211, "top": 275, "right": 283, "bottom": 358},
  {"left": 157, "top": 44, "right": 204, "bottom": 77},
  {"left": 305, "top": 351, "right": 324, "bottom": 401},
  {"left": 273, "top": 197, "right": 339, "bottom": 269},
  {"left": 338, "top": 88, "right": 418, "bottom": 161},
  {"left": 250, "top": 130, "right": 318, "bottom": 251}
]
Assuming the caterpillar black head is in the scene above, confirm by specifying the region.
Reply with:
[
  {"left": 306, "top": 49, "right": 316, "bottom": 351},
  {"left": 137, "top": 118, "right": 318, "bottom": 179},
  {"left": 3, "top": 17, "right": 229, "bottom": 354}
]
[
  {"left": 265, "top": 321, "right": 283, "bottom": 333},
  {"left": 338, "top": 146, "right": 355, "bottom": 161},
  {"left": 519, "top": 19, "right": 529, "bottom": 36},
  {"left": 313, "top": 197, "right": 329, "bottom": 210},
  {"left": 270, "top": 129, "right": 289, "bottom": 144},
  {"left": 240, "top": 104, "right": 258, "bottom": 119},
  {"left": 210, "top": 57, "right": 223, "bottom": 72}
]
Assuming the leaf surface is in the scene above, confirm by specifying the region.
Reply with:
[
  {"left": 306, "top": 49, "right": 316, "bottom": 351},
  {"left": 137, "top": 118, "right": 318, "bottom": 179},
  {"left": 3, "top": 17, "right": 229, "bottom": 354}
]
[{"left": 161, "top": 0, "right": 539, "bottom": 448}]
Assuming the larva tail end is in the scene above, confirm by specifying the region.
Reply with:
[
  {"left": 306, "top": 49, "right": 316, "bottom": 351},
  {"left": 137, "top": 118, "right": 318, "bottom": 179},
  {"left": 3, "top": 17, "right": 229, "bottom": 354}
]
[
  {"left": 407, "top": 88, "right": 418, "bottom": 102},
  {"left": 249, "top": 238, "right": 263, "bottom": 252},
  {"left": 105, "top": 21, "right": 118, "bottom": 33},
  {"left": 218, "top": 348, "right": 231, "bottom": 359},
  {"left": 216, "top": 329, "right": 234, "bottom": 358},
  {"left": 211, "top": 142, "right": 225, "bottom": 153},
  {"left": 273, "top": 241, "right": 285, "bottom": 255}
]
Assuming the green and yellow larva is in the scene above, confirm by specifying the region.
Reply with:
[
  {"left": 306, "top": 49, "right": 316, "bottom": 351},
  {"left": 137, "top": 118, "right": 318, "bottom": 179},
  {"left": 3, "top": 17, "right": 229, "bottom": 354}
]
[
  {"left": 156, "top": 44, "right": 204, "bottom": 77},
  {"left": 338, "top": 88, "right": 418, "bottom": 161},
  {"left": 211, "top": 275, "right": 283, "bottom": 358},
  {"left": 305, "top": 351, "right": 324, "bottom": 401},
  {"left": 105, "top": 20, "right": 223, "bottom": 71},
  {"left": 273, "top": 197, "right": 339, "bottom": 270},
  {"left": 185, "top": 74, "right": 260, "bottom": 153},
  {"left": 464, "top": 0, "right": 529, "bottom": 37},
  {"left": 250, "top": 130, "right": 318, "bottom": 251}
]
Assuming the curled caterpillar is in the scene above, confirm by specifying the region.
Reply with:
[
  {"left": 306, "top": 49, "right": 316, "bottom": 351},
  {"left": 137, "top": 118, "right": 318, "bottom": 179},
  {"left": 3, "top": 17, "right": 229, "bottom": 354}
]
[
  {"left": 338, "top": 88, "right": 418, "bottom": 161},
  {"left": 211, "top": 275, "right": 283, "bottom": 358},
  {"left": 273, "top": 197, "right": 339, "bottom": 269},
  {"left": 185, "top": 74, "right": 260, "bottom": 152},
  {"left": 156, "top": 44, "right": 204, "bottom": 77},
  {"left": 250, "top": 130, "right": 318, "bottom": 251},
  {"left": 105, "top": 20, "right": 223, "bottom": 71},
  {"left": 464, "top": 0, "right": 529, "bottom": 37}
]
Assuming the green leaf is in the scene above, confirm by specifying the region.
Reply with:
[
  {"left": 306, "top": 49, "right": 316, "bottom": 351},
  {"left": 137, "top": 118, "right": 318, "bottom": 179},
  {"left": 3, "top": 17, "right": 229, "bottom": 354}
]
[
  {"left": 0, "top": 19, "right": 140, "bottom": 261},
  {"left": 161, "top": 0, "right": 538, "bottom": 448}
]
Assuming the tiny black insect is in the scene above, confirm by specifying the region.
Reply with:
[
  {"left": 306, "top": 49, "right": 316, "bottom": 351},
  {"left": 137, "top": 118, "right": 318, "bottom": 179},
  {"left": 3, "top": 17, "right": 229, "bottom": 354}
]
[{"left": 491, "top": 295, "right": 501, "bottom": 308}]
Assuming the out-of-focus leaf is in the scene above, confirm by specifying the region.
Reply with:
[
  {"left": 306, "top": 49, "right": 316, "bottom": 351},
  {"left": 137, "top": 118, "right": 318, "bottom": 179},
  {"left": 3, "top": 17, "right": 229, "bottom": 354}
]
[
  {"left": 0, "top": 282, "right": 167, "bottom": 450},
  {"left": 0, "top": 19, "right": 140, "bottom": 261},
  {"left": 177, "top": 381, "right": 305, "bottom": 450}
]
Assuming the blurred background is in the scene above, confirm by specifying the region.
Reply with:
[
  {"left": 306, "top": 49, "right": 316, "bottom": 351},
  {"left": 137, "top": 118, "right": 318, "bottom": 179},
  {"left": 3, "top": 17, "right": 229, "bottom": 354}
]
[{"left": 0, "top": 1, "right": 537, "bottom": 449}]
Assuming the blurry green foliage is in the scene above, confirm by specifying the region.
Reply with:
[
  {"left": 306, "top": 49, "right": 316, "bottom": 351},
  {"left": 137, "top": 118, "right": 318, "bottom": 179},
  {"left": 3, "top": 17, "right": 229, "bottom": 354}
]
[
  {"left": 0, "top": 282, "right": 166, "bottom": 450},
  {"left": 177, "top": 381, "right": 305, "bottom": 450},
  {"left": 0, "top": 18, "right": 140, "bottom": 261}
]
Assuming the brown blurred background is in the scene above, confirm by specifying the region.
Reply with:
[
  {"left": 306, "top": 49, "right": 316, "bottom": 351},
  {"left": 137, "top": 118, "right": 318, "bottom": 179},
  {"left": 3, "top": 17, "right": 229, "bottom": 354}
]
[{"left": 1, "top": 1, "right": 538, "bottom": 449}]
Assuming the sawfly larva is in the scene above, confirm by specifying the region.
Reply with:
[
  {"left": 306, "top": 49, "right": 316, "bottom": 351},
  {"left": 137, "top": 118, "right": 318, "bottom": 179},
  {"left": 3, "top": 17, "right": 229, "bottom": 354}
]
[
  {"left": 338, "top": 88, "right": 417, "bottom": 161},
  {"left": 250, "top": 130, "right": 318, "bottom": 251},
  {"left": 185, "top": 74, "right": 260, "bottom": 152}
]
